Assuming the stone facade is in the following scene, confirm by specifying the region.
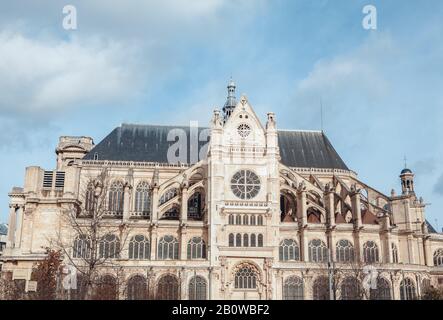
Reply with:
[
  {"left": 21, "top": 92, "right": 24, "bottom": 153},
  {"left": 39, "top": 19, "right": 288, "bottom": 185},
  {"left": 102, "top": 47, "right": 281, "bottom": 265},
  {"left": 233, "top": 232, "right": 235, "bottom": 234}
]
[{"left": 2, "top": 83, "right": 443, "bottom": 300}]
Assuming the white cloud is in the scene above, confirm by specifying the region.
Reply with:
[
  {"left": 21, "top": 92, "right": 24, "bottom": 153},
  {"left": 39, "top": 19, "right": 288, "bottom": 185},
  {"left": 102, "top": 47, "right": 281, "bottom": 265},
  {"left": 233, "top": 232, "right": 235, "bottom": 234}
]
[{"left": 0, "top": 31, "right": 144, "bottom": 115}]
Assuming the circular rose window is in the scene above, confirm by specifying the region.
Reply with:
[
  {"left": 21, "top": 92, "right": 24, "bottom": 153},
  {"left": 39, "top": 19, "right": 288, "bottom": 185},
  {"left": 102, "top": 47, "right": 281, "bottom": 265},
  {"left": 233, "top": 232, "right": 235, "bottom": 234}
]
[
  {"left": 231, "top": 170, "right": 261, "bottom": 199},
  {"left": 237, "top": 124, "right": 251, "bottom": 138}
]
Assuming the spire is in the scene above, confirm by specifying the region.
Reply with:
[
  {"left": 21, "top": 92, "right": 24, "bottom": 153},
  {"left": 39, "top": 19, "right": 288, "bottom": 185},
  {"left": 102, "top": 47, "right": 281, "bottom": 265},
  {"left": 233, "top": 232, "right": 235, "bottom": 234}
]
[{"left": 222, "top": 78, "right": 237, "bottom": 122}]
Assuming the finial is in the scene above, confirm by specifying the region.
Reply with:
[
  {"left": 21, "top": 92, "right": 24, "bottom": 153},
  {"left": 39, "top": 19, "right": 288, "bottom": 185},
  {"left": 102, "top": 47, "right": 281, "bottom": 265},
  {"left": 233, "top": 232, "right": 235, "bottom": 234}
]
[{"left": 404, "top": 155, "right": 407, "bottom": 169}]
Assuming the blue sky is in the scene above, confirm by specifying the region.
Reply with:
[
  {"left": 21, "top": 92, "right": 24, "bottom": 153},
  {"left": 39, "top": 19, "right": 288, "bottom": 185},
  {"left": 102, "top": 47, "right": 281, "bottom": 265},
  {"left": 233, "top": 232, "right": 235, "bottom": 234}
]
[{"left": 0, "top": 0, "right": 442, "bottom": 229}]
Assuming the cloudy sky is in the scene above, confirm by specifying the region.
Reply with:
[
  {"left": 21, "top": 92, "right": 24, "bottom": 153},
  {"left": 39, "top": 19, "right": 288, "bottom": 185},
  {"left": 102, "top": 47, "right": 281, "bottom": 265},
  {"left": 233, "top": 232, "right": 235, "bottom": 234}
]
[{"left": 0, "top": 0, "right": 442, "bottom": 229}]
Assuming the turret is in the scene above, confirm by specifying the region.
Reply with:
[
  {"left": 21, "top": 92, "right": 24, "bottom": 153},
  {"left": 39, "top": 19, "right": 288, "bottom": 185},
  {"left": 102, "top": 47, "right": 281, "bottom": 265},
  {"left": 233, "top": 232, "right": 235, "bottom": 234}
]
[{"left": 222, "top": 78, "right": 237, "bottom": 122}]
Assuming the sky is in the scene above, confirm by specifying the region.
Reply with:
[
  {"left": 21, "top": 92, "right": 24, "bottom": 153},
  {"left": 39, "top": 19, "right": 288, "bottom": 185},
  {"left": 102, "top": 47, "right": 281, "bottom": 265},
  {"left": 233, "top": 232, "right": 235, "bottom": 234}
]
[{"left": 0, "top": 0, "right": 442, "bottom": 229}]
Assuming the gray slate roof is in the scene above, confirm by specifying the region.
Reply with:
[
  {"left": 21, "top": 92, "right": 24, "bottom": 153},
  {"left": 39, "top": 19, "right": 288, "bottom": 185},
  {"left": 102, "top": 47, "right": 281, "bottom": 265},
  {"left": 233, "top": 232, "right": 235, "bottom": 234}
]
[{"left": 83, "top": 124, "right": 349, "bottom": 170}]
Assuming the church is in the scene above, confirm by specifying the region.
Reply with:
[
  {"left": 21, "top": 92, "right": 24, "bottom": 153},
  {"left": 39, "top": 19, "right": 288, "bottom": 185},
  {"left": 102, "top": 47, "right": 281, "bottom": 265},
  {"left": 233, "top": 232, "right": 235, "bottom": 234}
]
[{"left": 2, "top": 80, "right": 443, "bottom": 300}]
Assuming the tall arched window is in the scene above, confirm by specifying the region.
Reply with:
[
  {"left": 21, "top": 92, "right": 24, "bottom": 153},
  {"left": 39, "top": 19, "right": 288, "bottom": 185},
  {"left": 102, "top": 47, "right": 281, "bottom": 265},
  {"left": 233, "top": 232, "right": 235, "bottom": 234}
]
[
  {"left": 258, "top": 215, "right": 263, "bottom": 226},
  {"left": 229, "top": 215, "right": 234, "bottom": 225},
  {"left": 236, "top": 215, "right": 242, "bottom": 225},
  {"left": 257, "top": 234, "right": 263, "bottom": 247},
  {"left": 236, "top": 233, "right": 242, "bottom": 247},
  {"left": 250, "top": 234, "right": 256, "bottom": 247},
  {"left": 229, "top": 233, "right": 234, "bottom": 247},
  {"left": 158, "top": 236, "right": 179, "bottom": 260},
  {"left": 129, "top": 235, "right": 150, "bottom": 260},
  {"left": 187, "top": 237, "right": 206, "bottom": 259},
  {"left": 313, "top": 276, "right": 329, "bottom": 300},
  {"left": 188, "top": 192, "right": 203, "bottom": 220},
  {"left": 392, "top": 243, "right": 399, "bottom": 263},
  {"left": 433, "top": 249, "right": 443, "bottom": 266},
  {"left": 250, "top": 215, "right": 256, "bottom": 225},
  {"left": 108, "top": 181, "right": 124, "bottom": 215},
  {"left": 370, "top": 277, "right": 391, "bottom": 300},
  {"left": 72, "top": 274, "right": 88, "bottom": 300},
  {"left": 73, "top": 235, "right": 91, "bottom": 259},
  {"left": 127, "top": 275, "right": 147, "bottom": 300},
  {"left": 243, "top": 234, "right": 249, "bottom": 247},
  {"left": 235, "top": 266, "right": 257, "bottom": 289},
  {"left": 94, "top": 275, "right": 118, "bottom": 300},
  {"left": 189, "top": 276, "right": 207, "bottom": 300},
  {"left": 279, "top": 239, "right": 300, "bottom": 261},
  {"left": 308, "top": 239, "right": 328, "bottom": 263},
  {"left": 134, "top": 182, "right": 151, "bottom": 218},
  {"left": 283, "top": 276, "right": 304, "bottom": 300},
  {"left": 400, "top": 278, "right": 416, "bottom": 300},
  {"left": 341, "top": 277, "right": 360, "bottom": 300},
  {"left": 99, "top": 234, "right": 120, "bottom": 258},
  {"left": 363, "top": 241, "right": 379, "bottom": 263},
  {"left": 157, "top": 275, "right": 179, "bottom": 300},
  {"left": 336, "top": 239, "right": 354, "bottom": 263},
  {"left": 85, "top": 183, "right": 95, "bottom": 214}
]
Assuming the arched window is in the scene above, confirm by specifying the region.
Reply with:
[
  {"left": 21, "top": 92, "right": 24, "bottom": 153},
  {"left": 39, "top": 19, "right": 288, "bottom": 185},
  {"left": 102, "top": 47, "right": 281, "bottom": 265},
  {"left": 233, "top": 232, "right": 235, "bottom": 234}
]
[
  {"left": 250, "top": 215, "right": 256, "bottom": 225},
  {"left": 313, "top": 276, "right": 329, "bottom": 300},
  {"left": 257, "top": 234, "right": 263, "bottom": 247},
  {"left": 283, "top": 276, "right": 303, "bottom": 300},
  {"left": 159, "top": 188, "right": 178, "bottom": 205},
  {"left": 243, "top": 215, "right": 249, "bottom": 225},
  {"left": 229, "top": 214, "right": 234, "bottom": 225},
  {"left": 243, "top": 234, "right": 249, "bottom": 247},
  {"left": 134, "top": 181, "right": 151, "bottom": 218},
  {"left": 400, "top": 278, "right": 416, "bottom": 300},
  {"left": 235, "top": 233, "right": 242, "bottom": 247},
  {"left": 187, "top": 237, "right": 206, "bottom": 259},
  {"left": 85, "top": 183, "right": 95, "bottom": 214},
  {"left": 279, "top": 239, "right": 300, "bottom": 261},
  {"left": 341, "top": 277, "right": 360, "bottom": 300},
  {"left": 236, "top": 215, "right": 242, "bottom": 225},
  {"left": 370, "top": 277, "right": 391, "bottom": 300},
  {"left": 73, "top": 235, "right": 91, "bottom": 259},
  {"left": 336, "top": 239, "right": 354, "bottom": 263},
  {"left": 235, "top": 266, "right": 257, "bottom": 289},
  {"left": 157, "top": 275, "right": 179, "bottom": 300},
  {"left": 158, "top": 236, "right": 179, "bottom": 260},
  {"left": 99, "top": 234, "right": 120, "bottom": 258},
  {"left": 308, "top": 239, "right": 328, "bottom": 263},
  {"left": 250, "top": 234, "right": 256, "bottom": 247},
  {"left": 257, "top": 215, "right": 263, "bottom": 226},
  {"left": 229, "top": 233, "right": 234, "bottom": 247},
  {"left": 108, "top": 181, "right": 124, "bottom": 215},
  {"left": 422, "top": 278, "right": 431, "bottom": 293},
  {"left": 189, "top": 276, "right": 207, "bottom": 300},
  {"left": 127, "top": 275, "right": 147, "bottom": 300},
  {"left": 392, "top": 243, "right": 399, "bottom": 263},
  {"left": 94, "top": 275, "right": 117, "bottom": 300},
  {"left": 129, "top": 235, "right": 150, "bottom": 260},
  {"left": 188, "top": 192, "right": 203, "bottom": 220},
  {"left": 433, "top": 249, "right": 443, "bottom": 266},
  {"left": 71, "top": 274, "right": 88, "bottom": 300},
  {"left": 363, "top": 241, "right": 379, "bottom": 263}
]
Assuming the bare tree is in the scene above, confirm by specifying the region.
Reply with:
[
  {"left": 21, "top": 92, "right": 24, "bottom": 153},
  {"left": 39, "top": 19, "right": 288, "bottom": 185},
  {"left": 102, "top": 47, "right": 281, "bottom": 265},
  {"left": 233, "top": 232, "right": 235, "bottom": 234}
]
[{"left": 55, "top": 168, "right": 131, "bottom": 300}]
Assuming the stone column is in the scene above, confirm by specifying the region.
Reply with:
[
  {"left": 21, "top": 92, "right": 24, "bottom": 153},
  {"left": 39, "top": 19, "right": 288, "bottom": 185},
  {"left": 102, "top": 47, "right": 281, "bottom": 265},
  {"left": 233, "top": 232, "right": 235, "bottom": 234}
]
[
  {"left": 180, "top": 186, "right": 188, "bottom": 224},
  {"left": 326, "top": 190, "right": 335, "bottom": 228},
  {"left": 14, "top": 205, "right": 24, "bottom": 248},
  {"left": 351, "top": 188, "right": 362, "bottom": 230},
  {"left": 180, "top": 226, "right": 188, "bottom": 260},
  {"left": 304, "top": 274, "right": 314, "bottom": 300},
  {"left": 151, "top": 187, "right": 159, "bottom": 223},
  {"left": 353, "top": 231, "right": 363, "bottom": 263},
  {"left": 300, "top": 230, "right": 309, "bottom": 262},
  {"left": 150, "top": 225, "right": 158, "bottom": 260},
  {"left": 123, "top": 184, "right": 131, "bottom": 221},
  {"left": 297, "top": 190, "right": 307, "bottom": 227},
  {"left": 423, "top": 238, "right": 433, "bottom": 266},
  {"left": 7, "top": 205, "right": 17, "bottom": 248}
]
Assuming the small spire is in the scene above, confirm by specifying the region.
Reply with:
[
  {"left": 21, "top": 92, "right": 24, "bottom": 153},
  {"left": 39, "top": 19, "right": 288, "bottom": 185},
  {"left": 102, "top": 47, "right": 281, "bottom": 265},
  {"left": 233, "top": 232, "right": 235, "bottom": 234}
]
[{"left": 222, "top": 78, "right": 237, "bottom": 122}]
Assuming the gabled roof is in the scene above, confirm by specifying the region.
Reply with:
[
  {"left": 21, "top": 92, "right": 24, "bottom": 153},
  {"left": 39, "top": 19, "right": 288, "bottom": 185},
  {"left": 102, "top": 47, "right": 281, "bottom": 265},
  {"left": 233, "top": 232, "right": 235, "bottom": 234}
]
[{"left": 83, "top": 124, "right": 349, "bottom": 170}]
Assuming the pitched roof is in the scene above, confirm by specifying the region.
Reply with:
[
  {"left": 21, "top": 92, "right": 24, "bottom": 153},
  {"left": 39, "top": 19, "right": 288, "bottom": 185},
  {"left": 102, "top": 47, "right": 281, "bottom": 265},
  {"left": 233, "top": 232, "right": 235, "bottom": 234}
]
[{"left": 83, "top": 124, "right": 349, "bottom": 170}]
